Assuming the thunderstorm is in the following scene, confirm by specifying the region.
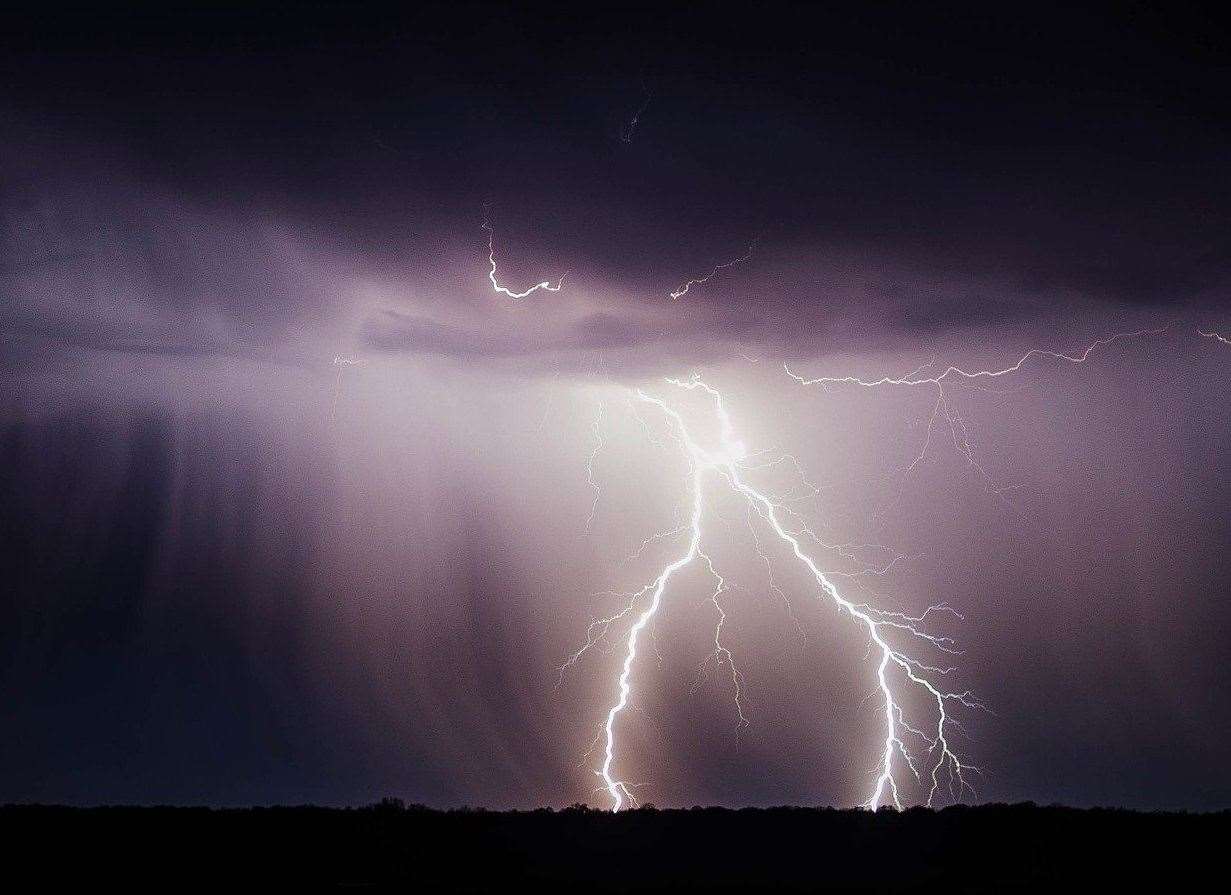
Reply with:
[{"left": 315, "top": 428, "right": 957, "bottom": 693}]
[{"left": 5, "top": 5, "right": 1231, "bottom": 889}]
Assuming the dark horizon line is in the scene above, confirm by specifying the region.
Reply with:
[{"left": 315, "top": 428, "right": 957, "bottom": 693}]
[{"left": 5, "top": 800, "right": 1228, "bottom": 816}]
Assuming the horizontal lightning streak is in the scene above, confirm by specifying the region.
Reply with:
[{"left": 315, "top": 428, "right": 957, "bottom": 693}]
[
  {"left": 784, "top": 328, "right": 1170, "bottom": 502},
  {"left": 783, "top": 328, "right": 1168, "bottom": 389}
]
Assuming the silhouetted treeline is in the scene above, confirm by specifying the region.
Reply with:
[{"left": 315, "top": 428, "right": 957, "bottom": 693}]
[{"left": 2, "top": 800, "right": 1225, "bottom": 890}]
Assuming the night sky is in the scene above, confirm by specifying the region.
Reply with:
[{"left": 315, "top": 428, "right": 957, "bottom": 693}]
[{"left": 2, "top": 2, "right": 1229, "bottom": 810}]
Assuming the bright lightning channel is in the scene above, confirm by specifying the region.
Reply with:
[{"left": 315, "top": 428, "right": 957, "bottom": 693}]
[
  {"left": 1199, "top": 329, "right": 1231, "bottom": 346},
  {"left": 483, "top": 219, "right": 567, "bottom": 300},
  {"left": 587, "top": 376, "right": 979, "bottom": 812}
]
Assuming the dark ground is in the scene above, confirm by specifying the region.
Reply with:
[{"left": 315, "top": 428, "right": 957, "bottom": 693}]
[{"left": 3, "top": 801, "right": 1225, "bottom": 890}]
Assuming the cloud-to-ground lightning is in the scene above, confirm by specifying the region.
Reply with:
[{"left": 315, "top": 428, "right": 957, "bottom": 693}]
[
  {"left": 483, "top": 217, "right": 567, "bottom": 300},
  {"left": 570, "top": 376, "right": 979, "bottom": 812},
  {"left": 565, "top": 325, "right": 1200, "bottom": 812},
  {"left": 595, "top": 399, "right": 705, "bottom": 811},
  {"left": 488, "top": 202, "right": 1203, "bottom": 811},
  {"left": 668, "top": 241, "right": 758, "bottom": 300}
]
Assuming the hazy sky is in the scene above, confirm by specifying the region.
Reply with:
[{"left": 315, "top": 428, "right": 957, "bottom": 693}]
[{"left": 2, "top": 3, "right": 1229, "bottom": 810}]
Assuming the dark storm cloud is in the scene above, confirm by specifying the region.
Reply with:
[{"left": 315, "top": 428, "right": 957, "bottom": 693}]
[
  {"left": 356, "top": 257, "right": 1068, "bottom": 372},
  {"left": 0, "top": 125, "right": 354, "bottom": 375},
  {"left": 3, "top": 3, "right": 1227, "bottom": 354}
]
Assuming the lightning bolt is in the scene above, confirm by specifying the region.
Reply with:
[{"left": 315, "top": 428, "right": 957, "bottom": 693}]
[
  {"left": 590, "top": 376, "right": 979, "bottom": 812},
  {"left": 483, "top": 217, "right": 567, "bottom": 300},
  {"left": 492, "top": 213, "right": 1203, "bottom": 811},
  {"left": 585, "top": 326, "right": 1197, "bottom": 811},
  {"left": 668, "top": 241, "right": 757, "bottom": 300},
  {"left": 596, "top": 398, "right": 705, "bottom": 812}
]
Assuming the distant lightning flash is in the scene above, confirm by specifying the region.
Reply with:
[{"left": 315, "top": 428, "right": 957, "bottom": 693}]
[
  {"left": 581, "top": 377, "right": 978, "bottom": 812},
  {"left": 584, "top": 400, "right": 605, "bottom": 533},
  {"left": 1200, "top": 329, "right": 1231, "bottom": 346},
  {"left": 620, "top": 82, "right": 653, "bottom": 144},
  {"left": 669, "top": 241, "right": 757, "bottom": 300},
  {"left": 329, "top": 354, "right": 361, "bottom": 423},
  {"left": 483, "top": 218, "right": 567, "bottom": 300}
]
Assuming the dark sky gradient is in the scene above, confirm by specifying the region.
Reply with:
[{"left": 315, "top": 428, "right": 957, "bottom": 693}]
[{"left": 2, "top": 2, "right": 1229, "bottom": 809}]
